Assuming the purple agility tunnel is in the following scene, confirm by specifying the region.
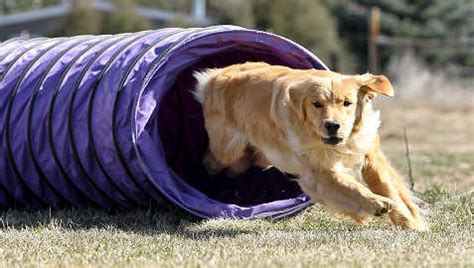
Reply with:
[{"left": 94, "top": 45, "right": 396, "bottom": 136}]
[{"left": 0, "top": 26, "right": 328, "bottom": 219}]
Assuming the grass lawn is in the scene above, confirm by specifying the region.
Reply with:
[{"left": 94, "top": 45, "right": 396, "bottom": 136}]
[
  {"left": 0, "top": 190, "right": 472, "bottom": 267},
  {"left": 0, "top": 101, "right": 473, "bottom": 267}
]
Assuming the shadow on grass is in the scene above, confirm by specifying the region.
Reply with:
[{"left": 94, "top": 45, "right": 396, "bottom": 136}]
[
  {"left": 2, "top": 186, "right": 467, "bottom": 238},
  {"left": 0, "top": 205, "right": 256, "bottom": 240}
]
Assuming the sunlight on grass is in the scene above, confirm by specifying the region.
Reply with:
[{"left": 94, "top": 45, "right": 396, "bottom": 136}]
[{"left": 0, "top": 189, "right": 472, "bottom": 267}]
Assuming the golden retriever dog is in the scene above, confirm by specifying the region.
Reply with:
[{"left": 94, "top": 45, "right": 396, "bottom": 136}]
[{"left": 193, "top": 62, "right": 427, "bottom": 231}]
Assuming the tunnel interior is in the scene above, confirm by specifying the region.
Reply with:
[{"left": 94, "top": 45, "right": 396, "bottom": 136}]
[{"left": 155, "top": 46, "right": 310, "bottom": 207}]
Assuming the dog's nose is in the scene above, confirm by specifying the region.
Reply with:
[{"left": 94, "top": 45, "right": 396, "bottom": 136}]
[{"left": 324, "top": 120, "right": 340, "bottom": 135}]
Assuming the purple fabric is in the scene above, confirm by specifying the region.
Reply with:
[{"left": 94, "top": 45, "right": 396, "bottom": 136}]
[{"left": 0, "top": 26, "right": 328, "bottom": 218}]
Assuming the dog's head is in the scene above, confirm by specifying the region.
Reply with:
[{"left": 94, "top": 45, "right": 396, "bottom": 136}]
[{"left": 283, "top": 71, "right": 394, "bottom": 146}]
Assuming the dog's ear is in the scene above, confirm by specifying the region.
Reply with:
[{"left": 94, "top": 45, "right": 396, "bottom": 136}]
[
  {"left": 280, "top": 84, "right": 307, "bottom": 121},
  {"left": 350, "top": 74, "right": 393, "bottom": 134},
  {"left": 284, "top": 86, "right": 301, "bottom": 105},
  {"left": 356, "top": 73, "right": 394, "bottom": 98}
]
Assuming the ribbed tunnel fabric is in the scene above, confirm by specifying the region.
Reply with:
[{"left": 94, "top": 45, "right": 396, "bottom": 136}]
[{"left": 0, "top": 26, "right": 327, "bottom": 219}]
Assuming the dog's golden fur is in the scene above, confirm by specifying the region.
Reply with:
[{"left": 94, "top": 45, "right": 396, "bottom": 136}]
[{"left": 194, "top": 62, "right": 427, "bottom": 231}]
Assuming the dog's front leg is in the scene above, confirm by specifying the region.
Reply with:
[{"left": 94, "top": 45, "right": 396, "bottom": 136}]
[
  {"left": 362, "top": 138, "right": 427, "bottom": 231},
  {"left": 299, "top": 167, "right": 393, "bottom": 223}
]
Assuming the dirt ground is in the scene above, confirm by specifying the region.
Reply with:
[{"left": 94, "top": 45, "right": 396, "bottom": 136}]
[{"left": 377, "top": 99, "right": 474, "bottom": 193}]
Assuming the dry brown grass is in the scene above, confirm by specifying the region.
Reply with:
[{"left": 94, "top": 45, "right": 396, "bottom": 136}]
[
  {"left": 378, "top": 54, "right": 474, "bottom": 192},
  {"left": 378, "top": 100, "right": 474, "bottom": 191},
  {"left": 0, "top": 191, "right": 472, "bottom": 267}
]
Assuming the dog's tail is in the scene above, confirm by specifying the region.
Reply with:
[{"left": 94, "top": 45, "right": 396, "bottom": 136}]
[{"left": 192, "top": 68, "right": 218, "bottom": 103}]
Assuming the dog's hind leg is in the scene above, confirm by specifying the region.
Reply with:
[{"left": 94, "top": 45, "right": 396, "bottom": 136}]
[
  {"left": 362, "top": 137, "right": 427, "bottom": 231},
  {"left": 203, "top": 147, "right": 224, "bottom": 176},
  {"left": 204, "top": 117, "right": 249, "bottom": 176},
  {"left": 225, "top": 147, "right": 253, "bottom": 177},
  {"left": 227, "top": 147, "right": 274, "bottom": 176}
]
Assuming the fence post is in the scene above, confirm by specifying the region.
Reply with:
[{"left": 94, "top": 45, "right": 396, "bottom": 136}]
[
  {"left": 193, "top": 0, "right": 206, "bottom": 23},
  {"left": 368, "top": 7, "right": 380, "bottom": 74}
]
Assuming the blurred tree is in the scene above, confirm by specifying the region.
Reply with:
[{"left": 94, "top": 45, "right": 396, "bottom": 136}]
[
  {"left": 59, "top": 0, "right": 101, "bottom": 36},
  {"left": 2, "top": 0, "right": 61, "bottom": 14},
  {"left": 52, "top": 0, "right": 356, "bottom": 71},
  {"left": 102, "top": 0, "right": 150, "bottom": 34},
  {"left": 331, "top": 0, "right": 474, "bottom": 72},
  {"left": 93, "top": 0, "right": 353, "bottom": 71},
  {"left": 251, "top": 0, "right": 355, "bottom": 72},
  {"left": 207, "top": 0, "right": 255, "bottom": 28},
  {"left": 138, "top": 0, "right": 192, "bottom": 13}
]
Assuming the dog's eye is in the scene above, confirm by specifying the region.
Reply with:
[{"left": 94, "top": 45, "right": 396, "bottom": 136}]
[
  {"left": 313, "top": 102, "right": 323, "bottom": 108},
  {"left": 343, "top": 101, "right": 352, "bottom": 107}
]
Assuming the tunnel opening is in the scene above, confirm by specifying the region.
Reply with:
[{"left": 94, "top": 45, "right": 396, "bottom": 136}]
[
  {"left": 135, "top": 28, "right": 327, "bottom": 218},
  {"left": 157, "top": 48, "right": 307, "bottom": 206}
]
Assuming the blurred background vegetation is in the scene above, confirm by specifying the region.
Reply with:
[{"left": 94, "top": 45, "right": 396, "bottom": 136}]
[{"left": 1, "top": 0, "right": 473, "bottom": 75}]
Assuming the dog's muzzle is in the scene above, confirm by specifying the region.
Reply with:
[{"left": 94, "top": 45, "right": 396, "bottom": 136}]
[{"left": 322, "top": 136, "right": 343, "bottom": 145}]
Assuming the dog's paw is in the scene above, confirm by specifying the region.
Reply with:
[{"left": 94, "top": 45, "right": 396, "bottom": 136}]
[
  {"left": 391, "top": 214, "right": 429, "bottom": 231},
  {"left": 203, "top": 151, "right": 223, "bottom": 176},
  {"left": 226, "top": 156, "right": 252, "bottom": 178},
  {"left": 368, "top": 196, "right": 394, "bottom": 217},
  {"left": 389, "top": 207, "right": 429, "bottom": 231}
]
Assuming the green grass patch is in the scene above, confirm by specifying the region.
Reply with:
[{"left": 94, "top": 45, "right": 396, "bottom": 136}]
[{"left": 0, "top": 188, "right": 472, "bottom": 267}]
